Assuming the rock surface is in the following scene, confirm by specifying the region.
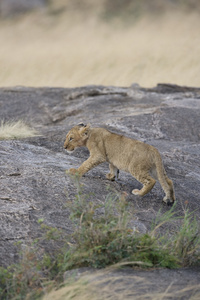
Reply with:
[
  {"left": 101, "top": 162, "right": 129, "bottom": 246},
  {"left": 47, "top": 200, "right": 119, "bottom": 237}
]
[
  {"left": 47, "top": 267, "right": 200, "bottom": 300},
  {"left": 0, "top": 84, "right": 200, "bottom": 297}
]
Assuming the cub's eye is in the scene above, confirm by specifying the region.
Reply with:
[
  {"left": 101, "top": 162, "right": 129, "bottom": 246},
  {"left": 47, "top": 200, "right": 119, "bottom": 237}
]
[{"left": 69, "top": 137, "right": 73, "bottom": 142}]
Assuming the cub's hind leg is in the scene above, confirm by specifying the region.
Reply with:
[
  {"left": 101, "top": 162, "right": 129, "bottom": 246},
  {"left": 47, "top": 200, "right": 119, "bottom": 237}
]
[
  {"left": 163, "top": 174, "right": 176, "bottom": 204},
  {"left": 106, "top": 163, "right": 119, "bottom": 181},
  {"left": 131, "top": 172, "right": 156, "bottom": 196}
]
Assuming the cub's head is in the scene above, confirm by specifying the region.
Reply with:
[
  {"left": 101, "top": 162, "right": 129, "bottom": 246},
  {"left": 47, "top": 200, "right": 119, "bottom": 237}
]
[{"left": 64, "top": 123, "right": 91, "bottom": 153}]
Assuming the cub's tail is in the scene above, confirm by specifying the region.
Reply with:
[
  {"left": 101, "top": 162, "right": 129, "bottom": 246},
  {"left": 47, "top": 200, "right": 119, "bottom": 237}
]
[{"left": 154, "top": 149, "right": 175, "bottom": 205}]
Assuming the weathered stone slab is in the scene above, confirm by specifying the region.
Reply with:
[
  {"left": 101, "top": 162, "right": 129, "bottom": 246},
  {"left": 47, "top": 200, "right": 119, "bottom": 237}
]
[{"left": 0, "top": 84, "right": 200, "bottom": 268}]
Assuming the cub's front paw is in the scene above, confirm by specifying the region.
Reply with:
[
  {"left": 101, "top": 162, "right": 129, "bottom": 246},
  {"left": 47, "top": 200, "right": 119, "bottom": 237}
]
[
  {"left": 106, "top": 173, "right": 116, "bottom": 181},
  {"left": 163, "top": 196, "right": 174, "bottom": 206},
  {"left": 132, "top": 189, "right": 141, "bottom": 196}
]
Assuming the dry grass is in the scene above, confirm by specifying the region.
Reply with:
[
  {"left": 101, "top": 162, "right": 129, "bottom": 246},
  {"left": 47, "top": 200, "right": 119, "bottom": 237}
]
[
  {"left": 0, "top": 10, "right": 200, "bottom": 88},
  {"left": 0, "top": 120, "right": 39, "bottom": 140},
  {"left": 43, "top": 270, "right": 200, "bottom": 300}
]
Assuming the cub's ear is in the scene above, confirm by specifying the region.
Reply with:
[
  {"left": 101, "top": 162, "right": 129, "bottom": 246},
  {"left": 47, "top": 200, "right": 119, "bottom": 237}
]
[
  {"left": 79, "top": 123, "right": 91, "bottom": 136},
  {"left": 77, "top": 122, "right": 85, "bottom": 127}
]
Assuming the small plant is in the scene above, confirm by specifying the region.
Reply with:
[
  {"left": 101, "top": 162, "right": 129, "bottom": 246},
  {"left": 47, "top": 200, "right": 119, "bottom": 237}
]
[
  {"left": 64, "top": 180, "right": 134, "bottom": 269},
  {"left": 0, "top": 248, "right": 45, "bottom": 300},
  {"left": 172, "top": 209, "right": 200, "bottom": 266},
  {"left": 0, "top": 222, "right": 67, "bottom": 300},
  {"left": 150, "top": 202, "right": 179, "bottom": 235},
  {"left": 63, "top": 177, "right": 179, "bottom": 270}
]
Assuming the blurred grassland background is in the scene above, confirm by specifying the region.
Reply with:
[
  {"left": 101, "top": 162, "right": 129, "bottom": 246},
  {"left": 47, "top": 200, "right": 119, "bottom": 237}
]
[{"left": 0, "top": 0, "right": 200, "bottom": 88}]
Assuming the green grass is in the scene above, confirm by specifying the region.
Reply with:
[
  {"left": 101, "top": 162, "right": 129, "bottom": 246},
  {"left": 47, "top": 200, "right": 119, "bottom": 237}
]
[{"left": 63, "top": 179, "right": 177, "bottom": 270}]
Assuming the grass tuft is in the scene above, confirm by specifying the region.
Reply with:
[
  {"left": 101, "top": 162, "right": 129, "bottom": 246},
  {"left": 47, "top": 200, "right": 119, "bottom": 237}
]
[
  {"left": 0, "top": 120, "right": 39, "bottom": 140},
  {"left": 63, "top": 179, "right": 179, "bottom": 270}
]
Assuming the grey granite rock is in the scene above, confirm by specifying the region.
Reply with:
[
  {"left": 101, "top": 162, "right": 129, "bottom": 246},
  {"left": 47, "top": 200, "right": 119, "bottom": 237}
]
[{"left": 0, "top": 84, "right": 200, "bottom": 268}]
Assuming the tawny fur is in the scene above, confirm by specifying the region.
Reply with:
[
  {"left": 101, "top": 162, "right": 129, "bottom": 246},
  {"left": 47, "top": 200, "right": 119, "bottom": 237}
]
[{"left": 64, "top": 124, "right": 175, "bottom": 204}]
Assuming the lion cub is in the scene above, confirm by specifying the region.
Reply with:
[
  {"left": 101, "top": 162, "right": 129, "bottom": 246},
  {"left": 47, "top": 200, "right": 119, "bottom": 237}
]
[{"left": 64, "top": 123, "right": 175, "bottom": 204}]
